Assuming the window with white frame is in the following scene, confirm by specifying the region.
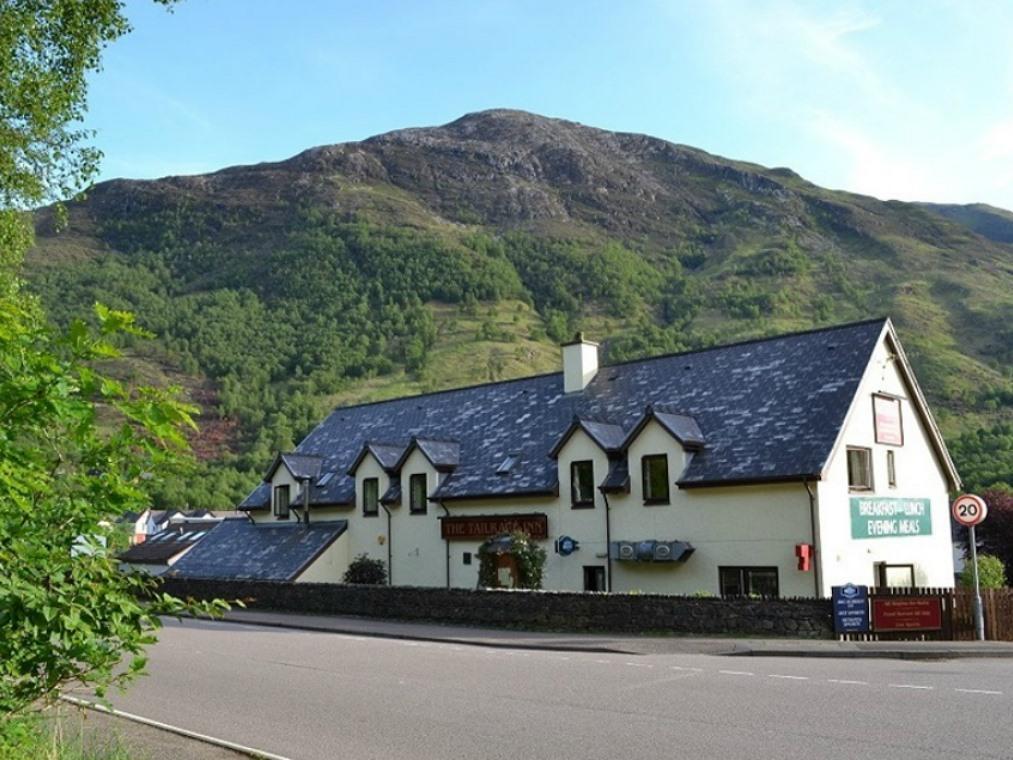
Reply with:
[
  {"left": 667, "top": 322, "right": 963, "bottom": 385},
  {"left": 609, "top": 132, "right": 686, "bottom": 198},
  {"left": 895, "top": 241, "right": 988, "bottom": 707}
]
[{"left": 846, "top": 447, "right": 873, "bottom": 490}]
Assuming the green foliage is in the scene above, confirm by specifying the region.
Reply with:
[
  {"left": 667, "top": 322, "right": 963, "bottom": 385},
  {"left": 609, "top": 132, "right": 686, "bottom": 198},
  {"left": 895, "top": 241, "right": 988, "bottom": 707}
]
[
  {"left": 949, "top": 424, "right": 1013, "bottom": 494},
  {"left": 972, "top": 490, "right": 1013, "bottom": 581},
  {"left": 959, "top": 554, "right": 1007, "bottom": 589},
  {"left": 0, "top": 300, "right": 230, "bottom": 718},
  {"left": 342, "top": 553, "right": 387, "bottom": 585},
  {"left": 477, "top": 532, "right": 547, "bottom": 590},
  {"left": 0, "top": 713, "right": 135, "bottom": 759}
]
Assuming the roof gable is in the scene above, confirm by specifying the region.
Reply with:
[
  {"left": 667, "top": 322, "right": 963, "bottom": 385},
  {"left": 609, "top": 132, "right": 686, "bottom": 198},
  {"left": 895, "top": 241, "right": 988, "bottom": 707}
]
[
  {"left": 394, "top": 437, "right": 461, "bottom": 472},
  {"left": 549, "top": 417, "right": 625, "bottom": 458}
]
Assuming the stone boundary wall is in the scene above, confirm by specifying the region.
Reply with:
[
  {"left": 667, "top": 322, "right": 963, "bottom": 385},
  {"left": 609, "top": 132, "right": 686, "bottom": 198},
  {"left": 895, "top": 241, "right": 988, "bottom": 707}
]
[{"left": 160, "top": 578, "right": 834, "bottom": 638}]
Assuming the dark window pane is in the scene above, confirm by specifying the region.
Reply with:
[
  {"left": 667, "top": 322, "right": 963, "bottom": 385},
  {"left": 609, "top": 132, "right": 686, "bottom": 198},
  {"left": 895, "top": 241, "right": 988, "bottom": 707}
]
[
  {"left": 571, "top": 460, "right": 594, "bottom": 506},
  {"left": 719, "top": 567, "right": 743, "bottom": 597},
  {"left": 363, "top": 478, "right": 379, "bottom": 516},
  {"left": 847, "top": 448, "right": 872, "bottom": 489},
  {"left": 747, "top": 569, "right": 779, "bottom": 597},
  {"left": 642, "top": 455, "right": 669, "bottom": 502},
  {"left": 409, "top": 473, "right": 427, "bottom": 514}
]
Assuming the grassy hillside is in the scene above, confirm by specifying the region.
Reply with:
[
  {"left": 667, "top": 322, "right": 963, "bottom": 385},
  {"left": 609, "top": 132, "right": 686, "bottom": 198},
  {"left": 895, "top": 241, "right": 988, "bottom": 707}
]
[{"left": 26, "top": 110, "right": 1013, "bottom": 505}]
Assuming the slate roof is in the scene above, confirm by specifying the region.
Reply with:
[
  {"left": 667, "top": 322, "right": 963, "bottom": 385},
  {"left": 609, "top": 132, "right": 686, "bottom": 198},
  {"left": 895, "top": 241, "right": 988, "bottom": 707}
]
[
  {"left": 165, "top": 519, "right": 347, "bottom": 581},
  {"left": 239, "top": 318, "right": 888, "bottom": 506},
  {"left": 118, "top": 524, "right": 212, "bottom": 565},
  {"left": 550, "top": 417, "right": 626, "bottom": 457},
  {"left": 405, "top": 438, "right": 461, "bottom": 471},
  {"left": 601, "top": 459, "right": 630, "bottom": 494}
]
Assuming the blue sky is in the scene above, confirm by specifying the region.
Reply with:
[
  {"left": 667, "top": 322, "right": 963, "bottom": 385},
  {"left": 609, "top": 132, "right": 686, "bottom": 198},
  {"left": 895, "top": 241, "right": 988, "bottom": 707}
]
[{"left": 88, "top": 0, "right": 1013, "bottom": 209}]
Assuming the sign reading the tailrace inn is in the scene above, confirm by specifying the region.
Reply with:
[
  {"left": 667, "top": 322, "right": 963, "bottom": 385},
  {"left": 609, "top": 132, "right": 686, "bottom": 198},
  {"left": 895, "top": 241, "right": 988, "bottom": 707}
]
[
  {"left": 440, "top": 514, "right": 549, "bottom": 541},
  {"left": 850, "top": 497, "right": 932, "bottom": 539}
]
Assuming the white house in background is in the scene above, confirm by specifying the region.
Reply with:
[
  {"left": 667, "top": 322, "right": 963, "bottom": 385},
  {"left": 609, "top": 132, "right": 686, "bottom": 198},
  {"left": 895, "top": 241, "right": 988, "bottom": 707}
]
[
  {"left": 168, "top": 318, "right": 960, "bottom": 597},
  {"left": 126, "top": 509, "right": 219, "bottom": 544}
]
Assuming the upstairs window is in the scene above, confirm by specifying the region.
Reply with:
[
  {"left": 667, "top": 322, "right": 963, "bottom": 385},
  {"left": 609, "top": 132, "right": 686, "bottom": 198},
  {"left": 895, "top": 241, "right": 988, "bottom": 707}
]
[
  {"left": 363, "top": 477, "right": 379, "bottom": 517},
  {"left": 409, "top": 473, "right": 427, "bottom": 514},
  {"left": 847, "top": 447, "right": 873, "bottom": 491},
  {"left": 570, "top": 460, "right": 595, "bottom": 508},
  {"left": 887, "top": 450, "right": 897, "bottom": 488},
  {"left": 273, "top": 484, "right": 290, "bottom": 519},
  {"left": 641, "top": 454, "right": 670, "bottom": 504}
]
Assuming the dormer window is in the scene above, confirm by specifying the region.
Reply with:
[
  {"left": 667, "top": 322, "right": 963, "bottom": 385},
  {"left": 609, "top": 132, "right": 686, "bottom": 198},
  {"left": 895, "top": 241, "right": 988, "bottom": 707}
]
[
  {"left": 642, "top": 454, "right": 670, "bottom": 504},
  {"left": 363, "top": 477, "right": 379, "bottom": 517},
  {"left": 273, "top": 484, "right": 290, "bottom": 519},
  {"left": 570, "top": 460, "right": 595, "bottom": 508},
  {"left": 409, "top": 473, "right": 427, "bottom": 514}
]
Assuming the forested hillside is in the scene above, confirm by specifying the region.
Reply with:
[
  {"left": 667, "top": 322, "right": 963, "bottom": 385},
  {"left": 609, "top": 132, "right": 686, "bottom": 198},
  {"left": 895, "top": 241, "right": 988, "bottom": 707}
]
[{"left": 27, "top": 110, "right": 1013, "bottom": 505}]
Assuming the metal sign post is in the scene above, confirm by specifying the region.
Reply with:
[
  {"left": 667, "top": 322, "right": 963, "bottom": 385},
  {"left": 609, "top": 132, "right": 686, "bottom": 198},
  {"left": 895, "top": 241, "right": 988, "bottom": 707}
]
[
  {"left": 968, "top": 523, "right": 985, "bottom": 641},
  {"left": 952, "top": 494, "right": 989, "bottom": 642}
]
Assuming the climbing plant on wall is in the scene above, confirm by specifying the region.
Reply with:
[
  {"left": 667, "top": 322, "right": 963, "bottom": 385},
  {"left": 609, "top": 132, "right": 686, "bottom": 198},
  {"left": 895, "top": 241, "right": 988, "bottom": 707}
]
[{"left": 477, "top": 532, "right": 547, "bottom": 590}]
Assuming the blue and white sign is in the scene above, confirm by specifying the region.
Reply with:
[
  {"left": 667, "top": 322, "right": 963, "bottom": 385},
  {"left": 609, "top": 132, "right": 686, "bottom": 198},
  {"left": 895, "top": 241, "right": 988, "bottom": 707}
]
[
  {"left": 556, "top": 535, "right": 579, "bottom": 556},
  {"left": 831, "top": 583, "right": 870, "bottom": 634}
]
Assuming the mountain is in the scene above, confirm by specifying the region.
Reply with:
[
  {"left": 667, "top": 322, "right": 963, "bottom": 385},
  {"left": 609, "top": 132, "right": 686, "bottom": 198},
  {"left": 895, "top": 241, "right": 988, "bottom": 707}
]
[
  {"left": 26, "top": 110, "right": 1013, "bottom": 505},
  {"left": 916, "top": 202, "right": 1013, "bottom": 245}
]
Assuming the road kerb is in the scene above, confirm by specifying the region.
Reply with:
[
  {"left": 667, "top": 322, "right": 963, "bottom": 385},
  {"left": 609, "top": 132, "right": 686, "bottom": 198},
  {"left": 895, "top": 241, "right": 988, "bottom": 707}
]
[{"left": 60, "top": 695, "right": 292, "bottom": 760}]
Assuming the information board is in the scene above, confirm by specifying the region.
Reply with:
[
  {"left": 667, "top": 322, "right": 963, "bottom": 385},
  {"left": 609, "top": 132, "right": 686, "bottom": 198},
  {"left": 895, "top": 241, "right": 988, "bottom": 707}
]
[
  {"left": 831, "top": 584, "right": 870, "bottom": 634},
  {"left": 850, "top": 497, "right": 932, "bottom": 539},
  {"left": 871, "top": 597, "right": 943, "bottom": 632}
]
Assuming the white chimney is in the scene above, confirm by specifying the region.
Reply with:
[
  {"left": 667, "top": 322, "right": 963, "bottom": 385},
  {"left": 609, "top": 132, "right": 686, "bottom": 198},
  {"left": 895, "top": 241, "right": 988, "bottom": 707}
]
[{"left": 562, "top": 332, "right": 599, "bottom": 393}]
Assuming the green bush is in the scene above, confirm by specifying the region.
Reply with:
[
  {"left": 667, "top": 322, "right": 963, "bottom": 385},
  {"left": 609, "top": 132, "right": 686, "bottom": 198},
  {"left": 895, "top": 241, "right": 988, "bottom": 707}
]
[
  {"left": 343, "top": 554, "right": 387, "bottom": 585},
  {"left": 959, "top": 554, "right": 1007, "bottom": 589}
]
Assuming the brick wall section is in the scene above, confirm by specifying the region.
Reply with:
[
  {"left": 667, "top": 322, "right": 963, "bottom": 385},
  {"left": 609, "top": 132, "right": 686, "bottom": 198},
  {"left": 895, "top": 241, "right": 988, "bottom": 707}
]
[{"left": 160, "top": 578, "right": 835, "bottom": 638}]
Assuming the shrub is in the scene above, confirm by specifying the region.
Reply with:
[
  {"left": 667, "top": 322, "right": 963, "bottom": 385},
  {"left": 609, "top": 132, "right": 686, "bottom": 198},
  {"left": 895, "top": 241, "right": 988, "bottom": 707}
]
[
  {"left": 343, "top": 554, "right": 387, "bottom": 585},
  {"left": 959, "top": 554, "right": 1007, "bottom": 589}
]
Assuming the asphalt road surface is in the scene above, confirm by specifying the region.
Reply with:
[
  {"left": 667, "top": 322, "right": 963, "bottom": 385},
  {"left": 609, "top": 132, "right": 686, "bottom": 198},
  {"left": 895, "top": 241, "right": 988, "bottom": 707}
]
[{"left": 93, "top": 619, "right": 1013, "bottom": 760}]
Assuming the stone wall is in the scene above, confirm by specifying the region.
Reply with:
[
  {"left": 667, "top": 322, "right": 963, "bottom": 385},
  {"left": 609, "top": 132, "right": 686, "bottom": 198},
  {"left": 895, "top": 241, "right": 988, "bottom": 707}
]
[{"left": 160, "top": 578, "right": 834, "bottom": 638}]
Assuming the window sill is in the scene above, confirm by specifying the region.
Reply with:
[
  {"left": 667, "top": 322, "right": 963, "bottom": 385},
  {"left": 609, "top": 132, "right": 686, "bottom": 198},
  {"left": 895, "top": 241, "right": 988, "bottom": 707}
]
[
  {"left": 409, "top": 509, "right": 428, "bottom": 515},
  {"left": 571, "top": 503, "right": 595, "bottom": 510},
  {"left": 848, "top": 486, "right": 873, "bottom": 493},
  {"left": 643, "top": 499, "right": 671, "bottom": 506},
  {"left": 363, "top": 511, "right": 379, "bottom": 518},
  {"left": 274, "top": 515, "right": 290, "bottom": 521}
]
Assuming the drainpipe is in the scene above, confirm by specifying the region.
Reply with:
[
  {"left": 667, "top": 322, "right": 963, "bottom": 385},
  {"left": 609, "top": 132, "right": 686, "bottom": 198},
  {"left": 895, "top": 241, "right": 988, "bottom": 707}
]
[
  {"left": 380, "top": 503, "right": 393, "bottom": 586},
  {"left": 437, "top": 499, "right": 451, "bottom": 589},
  {"left": 804, "top": 479, "right": 821, "bottom": 598},
  {"left": 601, "top": 490, "right": 613, "bottom": 593}
]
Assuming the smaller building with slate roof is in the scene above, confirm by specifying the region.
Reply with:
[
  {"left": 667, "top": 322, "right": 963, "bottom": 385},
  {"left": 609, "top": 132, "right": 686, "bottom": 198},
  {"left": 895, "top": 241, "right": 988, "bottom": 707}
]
[
  {"left": 118, "top": 523, "right": 217, "bottom": 576},
  {"left": 197, "top": 318, "right": 959, "bottom": 598}
]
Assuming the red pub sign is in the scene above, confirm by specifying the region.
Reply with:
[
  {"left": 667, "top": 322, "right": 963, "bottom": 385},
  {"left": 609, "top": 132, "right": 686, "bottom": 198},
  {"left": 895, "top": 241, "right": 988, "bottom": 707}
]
[
  {"left": 871, "top": 597, "right": 943, "bottom": 632},
  {"left": 440, "top": 514, "right": 549, "bottom": 541}
]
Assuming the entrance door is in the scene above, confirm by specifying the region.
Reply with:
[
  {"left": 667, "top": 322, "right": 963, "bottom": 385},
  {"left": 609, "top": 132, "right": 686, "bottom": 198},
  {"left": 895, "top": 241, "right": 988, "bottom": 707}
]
[{"left": 583, "top": 565, "right": 606, "bottom": 592}]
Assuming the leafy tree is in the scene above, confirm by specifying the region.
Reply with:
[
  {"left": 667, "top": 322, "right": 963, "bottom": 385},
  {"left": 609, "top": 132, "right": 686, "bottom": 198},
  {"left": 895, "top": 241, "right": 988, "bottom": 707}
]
[
  {"left": 969, "top": 490, "right": 1013, "bottom": 582},
  {"left": 1, "top": 0, "right": 226, "bottom": 724}
]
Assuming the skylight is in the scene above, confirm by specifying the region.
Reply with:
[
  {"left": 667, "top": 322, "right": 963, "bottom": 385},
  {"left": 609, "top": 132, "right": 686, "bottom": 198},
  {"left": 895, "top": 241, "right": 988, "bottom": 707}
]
[
  {"left": 496, "top": 454, "right": 519, "bottom": 475},
  {"left": 317, "top": 472, "right": 335, "bottom": 487}
]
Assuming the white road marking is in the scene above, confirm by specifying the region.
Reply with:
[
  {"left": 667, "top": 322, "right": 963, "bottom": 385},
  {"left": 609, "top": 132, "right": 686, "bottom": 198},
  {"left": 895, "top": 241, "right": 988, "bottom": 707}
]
[
  {"left": 625, "top": 662, "right": 653, "bottom": 668},
  {"left": 719, "top": 670, "right": 754, "bottom": 676},
  {"left": 954, "top": 688, "right": 1003, "bottom": 695},
  {"left": 768, "top": 674, "right": 809, "bottom": 681},
  {"left": 670, "top": 666, "right": 703, "bottom": 672},
  {"left": 889, "top": 684, "right": 934, "bottom": 690},
  {"left": 827, "top": 679, "right": 868, "bottom": 685},
  {"left": 593, "top": 659, "right": 612, "bottom": 664}
]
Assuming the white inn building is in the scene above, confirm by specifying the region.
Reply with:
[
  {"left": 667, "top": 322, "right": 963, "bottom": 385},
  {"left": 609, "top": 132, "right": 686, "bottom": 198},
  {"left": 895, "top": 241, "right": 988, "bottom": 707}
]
[{"left": 169, "top": 318, "right": 960, "bottom": 597}]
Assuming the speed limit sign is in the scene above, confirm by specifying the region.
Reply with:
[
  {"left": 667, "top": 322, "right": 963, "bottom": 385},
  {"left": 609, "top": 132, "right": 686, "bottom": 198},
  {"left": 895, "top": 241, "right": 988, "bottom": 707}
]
[{"left": 952, "top": 494, "right": 988, "bottom": 527}]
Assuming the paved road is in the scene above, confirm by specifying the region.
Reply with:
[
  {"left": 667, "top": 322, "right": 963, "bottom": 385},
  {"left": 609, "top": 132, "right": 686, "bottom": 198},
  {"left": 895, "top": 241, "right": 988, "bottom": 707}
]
[{"left": 92, "top": 619, "right": 1013, "bottom": 760}]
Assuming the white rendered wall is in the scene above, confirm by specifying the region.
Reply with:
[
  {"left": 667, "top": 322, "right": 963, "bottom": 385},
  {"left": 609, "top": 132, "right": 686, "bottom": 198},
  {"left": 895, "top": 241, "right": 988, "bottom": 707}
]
[
  {"left": 815, "top": 331, "right": 955, "bottom": 595},
  {"left": 294, "top": 532, "right": 350, "bottom": 583}
]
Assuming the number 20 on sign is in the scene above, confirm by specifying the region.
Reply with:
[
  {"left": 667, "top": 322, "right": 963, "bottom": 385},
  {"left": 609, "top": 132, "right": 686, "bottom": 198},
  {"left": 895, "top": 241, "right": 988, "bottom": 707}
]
[{"left": 952, "top": 494, "right": 988, "bottom": 527}]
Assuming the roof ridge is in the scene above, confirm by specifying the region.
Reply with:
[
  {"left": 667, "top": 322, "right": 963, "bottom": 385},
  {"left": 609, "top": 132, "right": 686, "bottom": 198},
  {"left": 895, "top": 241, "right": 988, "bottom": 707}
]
[{"left": 307, "top": 317, "right": 889, "bottom": 419}]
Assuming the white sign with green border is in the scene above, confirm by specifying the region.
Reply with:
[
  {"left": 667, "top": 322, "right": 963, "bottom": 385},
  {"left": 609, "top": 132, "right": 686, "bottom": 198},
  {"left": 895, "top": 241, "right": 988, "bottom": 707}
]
[{"left": 850, "top": 497, "right": 932, "bottom": 539}]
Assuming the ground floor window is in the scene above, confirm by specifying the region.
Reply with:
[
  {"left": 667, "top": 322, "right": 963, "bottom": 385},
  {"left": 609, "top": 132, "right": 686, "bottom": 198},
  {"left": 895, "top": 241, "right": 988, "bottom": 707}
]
[
  {"left": 583, "top": 565, "right": 606, "bottom": 592},
  {"left": 875, "top": 562, "right": 914, "bottom": 588},
  {"left": 719, "top": 566, "right": 779, "bottom": 598}
]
